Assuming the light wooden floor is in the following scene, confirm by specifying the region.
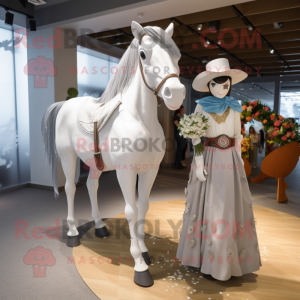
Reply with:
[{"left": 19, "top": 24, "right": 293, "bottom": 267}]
[{"left": 73, "top": 200, "right": 300, "bottom": 300}]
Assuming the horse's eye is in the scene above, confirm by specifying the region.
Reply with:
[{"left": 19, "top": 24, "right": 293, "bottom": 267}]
[
  {"left": 140, "top": 50, "right": 146, "bottom": 60},
  {"left": 211, "top": 83, "right": 216, "bottom": 88}
]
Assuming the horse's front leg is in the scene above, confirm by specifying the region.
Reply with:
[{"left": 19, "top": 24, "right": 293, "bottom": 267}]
[
  {"left": 137, "top": 168, "right": 159, "bottom": 265},
  {"left": 116, "top": 169, "right": 154, "bottom": 287}
]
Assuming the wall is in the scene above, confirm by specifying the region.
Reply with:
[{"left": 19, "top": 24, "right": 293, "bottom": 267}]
[
  {"left": 27, "top": 28, "right": 77, "bottom": 188},
  {"left": 0, "top": 19, "right": 30, "bottom": 190}
]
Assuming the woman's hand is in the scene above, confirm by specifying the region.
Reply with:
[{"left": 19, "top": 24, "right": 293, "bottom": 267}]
[{"left": 194, "top": 155, "right": 207, "bottom": 182}]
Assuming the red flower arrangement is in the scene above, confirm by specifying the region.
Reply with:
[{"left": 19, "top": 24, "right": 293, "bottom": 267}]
[{"left": 240, "top": 99, "right": 299, "bottom": 146}]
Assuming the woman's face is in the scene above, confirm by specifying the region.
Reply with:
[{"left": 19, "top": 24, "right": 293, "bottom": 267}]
[
  {"left": 209, "top": 79, "right": 231, "bottom": 99},
  {"left": 250, "top": 127, "right": 254, "bottom": 134},
  {"left": 180, "top": 108, "right": 184, "bottom": 115}
]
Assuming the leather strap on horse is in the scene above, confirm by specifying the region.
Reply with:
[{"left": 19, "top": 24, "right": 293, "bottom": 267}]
[
  {"left": 138, "top": 32, "right": 180, "bottom": 106},
  {"left": 93, "top": 121, "right": 105, "bottom": 171}
]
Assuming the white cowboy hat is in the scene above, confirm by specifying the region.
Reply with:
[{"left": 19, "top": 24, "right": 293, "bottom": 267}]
[{"left": 192, "top": 58, "right": 248, "bottom": 92}]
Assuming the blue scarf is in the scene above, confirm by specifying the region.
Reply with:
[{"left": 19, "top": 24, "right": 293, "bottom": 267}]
[{"left": 196, "top": 96, "right": 243, "bottom": 113}]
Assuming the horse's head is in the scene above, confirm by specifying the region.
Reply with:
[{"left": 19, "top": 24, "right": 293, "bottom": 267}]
[{"left": 132, "top": 21, "right": 185, "bottom": 110}]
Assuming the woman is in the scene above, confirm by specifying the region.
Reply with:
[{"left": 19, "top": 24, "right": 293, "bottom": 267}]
[
  {"left": 176, "top": 58, "right": 261, "bottom": 281},
  {"left": 249, "top": 126, "right": 260, "bottom": 169},
  {"left": 173, "top": 105, "right": 187, "bottom": 169}
]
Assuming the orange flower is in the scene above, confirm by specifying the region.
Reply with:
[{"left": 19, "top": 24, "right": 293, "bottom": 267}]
[
  {"left": 242, "top": 105, "right": 247, "bottom": 111},
  {"left": 246, "top": 116, "right": 252, "bottom": 121},
  {"left": 278, "top": 115, "right": 284, "bottom": 120},
  {"left": 263, "top": 119, "right": 268, "bottom": 124}
]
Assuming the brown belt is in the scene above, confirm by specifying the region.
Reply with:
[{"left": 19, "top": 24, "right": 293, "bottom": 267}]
[
  {"left": 93, "top": 121, "right": 105, "bottom": 171},
  {"left": 204, "top": 134, "right": 235, "bottom": 150}
]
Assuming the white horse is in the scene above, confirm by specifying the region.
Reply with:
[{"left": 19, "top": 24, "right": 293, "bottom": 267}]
[{"left": 42, "top": 21, "right": 185, "bottom": 286}]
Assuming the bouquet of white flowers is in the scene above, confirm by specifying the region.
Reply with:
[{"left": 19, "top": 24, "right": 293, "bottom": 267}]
[{"left": 177, "top": 112, "right": 210, "bottom": 156}]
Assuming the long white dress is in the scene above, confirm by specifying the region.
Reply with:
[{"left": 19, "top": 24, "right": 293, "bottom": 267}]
[{"left": 176, "top": 104, "right": 261, "bottom": 281}]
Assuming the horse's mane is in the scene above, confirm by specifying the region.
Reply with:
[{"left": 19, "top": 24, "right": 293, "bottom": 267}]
[{"left": 98, "top": 26, "right": 181, "bottom": 104}]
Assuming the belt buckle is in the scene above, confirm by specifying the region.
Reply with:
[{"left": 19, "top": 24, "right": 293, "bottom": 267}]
[{"left": 217, "top": 135, "right": 230, "bottom": 149}]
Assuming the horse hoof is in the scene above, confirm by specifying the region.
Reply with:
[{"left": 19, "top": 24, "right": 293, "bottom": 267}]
[
  {"left": 142, "top": 252, "right": 151, "bottom": 265},
  {"left": 134, "top": 269, "right": 154, "bottom": 287},
  {"left": 95, "top": 226, "right": 110, "bottom": 238},
  {"left": 67, "top": 235, "right": 81, "bottom": 247}
]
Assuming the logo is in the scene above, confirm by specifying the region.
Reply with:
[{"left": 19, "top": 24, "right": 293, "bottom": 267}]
[
  {"left": 23, "top": 246, "right": 56, "bottom": 277},
  {"left": 24, "top": 56, "right": 57, "bottom": 88}
]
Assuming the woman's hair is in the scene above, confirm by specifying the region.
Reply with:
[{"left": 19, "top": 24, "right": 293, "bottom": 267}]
[
  {"left": 249, "top": 126, "right": 256, "bottom": 134},
  {"left": 174, "top": 105, "right": 184, "bottom": 116},
  {"left": 207, "top": 76, "right": 232, "bottom": 97}
]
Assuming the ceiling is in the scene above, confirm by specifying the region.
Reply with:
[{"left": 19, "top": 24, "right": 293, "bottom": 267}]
[
  {"left": 34, "top": 0, "right": 251, "bottom": 30},
  {"left": 87, "top": 0, "right": 300, "bottom": 80}
]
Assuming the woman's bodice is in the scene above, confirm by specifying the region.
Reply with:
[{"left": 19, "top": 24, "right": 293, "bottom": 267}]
[
  {"left": 249, "top": 133, "right": 259, "bottom": 145},
  {"left": 194, "top": 104, "right": 242, "bottom": 140}
]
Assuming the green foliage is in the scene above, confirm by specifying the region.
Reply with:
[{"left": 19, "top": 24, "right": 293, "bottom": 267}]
[{"left": 66, "top": 87, "right": 79, "bottom": 100}]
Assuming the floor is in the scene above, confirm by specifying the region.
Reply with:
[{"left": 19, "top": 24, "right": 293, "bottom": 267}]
[
  {"left": 0, "top": 149, "right": 299, "bottom": 300},
  {"left": 74, "top": 200, "right": 300, "bottom": 300}
]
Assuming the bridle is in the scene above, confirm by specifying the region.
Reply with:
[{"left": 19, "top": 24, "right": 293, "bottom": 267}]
[{"left": 138, "top": 33, "right": 180, "bottom": 106}]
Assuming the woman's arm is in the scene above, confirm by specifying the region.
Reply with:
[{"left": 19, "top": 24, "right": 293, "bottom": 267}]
[
  {"left": 234, "top": 111, "right": 244, "bottom": 164},
  {"left": 174, "top": 120, "right": 179, "bottom": 127},
  {"left": 234, "top": 110, "right": 243, "bottom": 145}
]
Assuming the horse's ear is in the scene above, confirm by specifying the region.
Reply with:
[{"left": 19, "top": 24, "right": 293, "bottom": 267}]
[
  {"left": 131, "top": 21, "right": 144, "bottom": 40},
  {"left": 165, "top": 23, "right": 174, "bottom": 37}
]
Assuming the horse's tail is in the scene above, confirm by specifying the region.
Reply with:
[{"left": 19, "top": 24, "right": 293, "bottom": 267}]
[{"left": 41, "top": 101, "right": 66, "bottom": 198}]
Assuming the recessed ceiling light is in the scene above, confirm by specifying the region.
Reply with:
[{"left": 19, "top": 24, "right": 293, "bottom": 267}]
[
  {"left": 273, "top": 22, "right": 283, "bottom": 30},
  {"left": 197, "top": 24, "right": 203, "bottom": 31},
  {"left": 201, "top": 56, "right": 209, "bottom": 64},
  {"left": 240, "top": 88, "right": 244, "bottom": 90},
  {"left": 208, "top": 21, "right": 220, "bottom": 32}
]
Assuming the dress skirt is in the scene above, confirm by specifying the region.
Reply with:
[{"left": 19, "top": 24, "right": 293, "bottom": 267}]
[{"left": 176, "top": 145, "right": 261, "bottom": 281}]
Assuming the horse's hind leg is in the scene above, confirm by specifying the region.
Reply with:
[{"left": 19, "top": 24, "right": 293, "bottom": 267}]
[
  {"left": 59, "top": 150, "right": 80, "bottom": 247},
  {"left": 86, "top": 169, "right": 110, "bottom": 238},
  {"left": 137, "top": 168, "right": 159, "bottom": 265}
]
